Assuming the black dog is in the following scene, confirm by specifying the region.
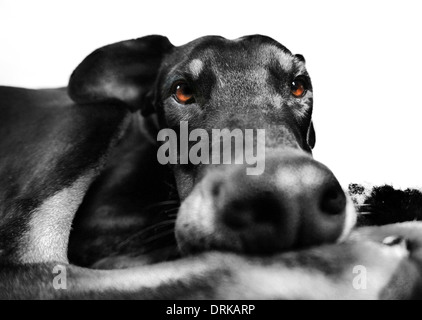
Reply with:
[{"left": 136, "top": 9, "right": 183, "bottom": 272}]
[
  {"left": 3, "top": 35, "right": 418, "bottom": 300},
  {"left": 67, "top": 35, "right": 357, "bottom": 269}
]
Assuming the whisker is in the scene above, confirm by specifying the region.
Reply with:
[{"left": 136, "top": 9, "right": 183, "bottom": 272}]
[
  {"left": 143, "top": 200, "right": 180, "bottom": 212},
  {"left": 141, "top": 229, "right": 175, "bottom": 246},
  {"left": 162, "top": 208, "right": 179, "bottom": 214},
  {"left": 116, "top": 219, "right": 176, "bottom": 250},
  {"left": 111, "top": 200, "right": 180, "bottom": 257}
]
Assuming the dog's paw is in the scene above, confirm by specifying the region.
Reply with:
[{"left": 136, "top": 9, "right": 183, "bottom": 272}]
[
  {"left": 192, "top": 236, "right": 422, "bottom": 300},
  {"left": 350, "top": 221, "right": 422, "bottom": 263}
]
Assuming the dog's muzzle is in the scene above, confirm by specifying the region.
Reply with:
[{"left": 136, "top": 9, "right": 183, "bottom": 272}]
[{"left": 175, "top": 148, "right": 356, "bottom": 255}]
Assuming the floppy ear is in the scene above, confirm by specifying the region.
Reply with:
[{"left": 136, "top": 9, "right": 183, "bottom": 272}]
[
  {"left": 295, "top": 53, "right": 306, "bottom": 63},
  {"left": 307, "top": 121, "right": 316, "bottom": 149},
  {"left": 68, "top": 35, "right": 174, "bottom": 115}
]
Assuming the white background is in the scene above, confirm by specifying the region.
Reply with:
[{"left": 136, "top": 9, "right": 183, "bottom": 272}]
[{"left": 1, "top": 0, "right": 421, "bottom": 189}]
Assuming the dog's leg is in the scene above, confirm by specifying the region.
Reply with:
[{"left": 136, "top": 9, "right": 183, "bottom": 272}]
[
  {"left": 0, "top": 86, "right": 130, "bottom": 265},
  {"left": 1, "top": 238, "right": 421, "bottom": 299},
  {"left": 18, "top": 172, "right": 96, "bottom": 263}
]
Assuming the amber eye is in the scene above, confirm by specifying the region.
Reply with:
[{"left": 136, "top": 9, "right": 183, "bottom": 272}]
[
  {"left": 172, "top": 82, "right": 195, "bottom": 104},
  {"left": 291, "top": 77, "right": 307, "bottom": 98}
]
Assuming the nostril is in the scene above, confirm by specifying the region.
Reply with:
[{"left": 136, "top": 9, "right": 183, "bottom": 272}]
[
  {"left": 251, "top": 192, "right": 284, "bottom": 224},
  {"left": 223, "top": 200, "right": 252, "bottom": 230},
  {"left": 211, "top": 180, "right": 222, "bottom": 198},
  {"left": 320, "top": 184, "right": 346, "bottom": 215},
  {"left": 222, "top": 191, "right": 283, "bottom": 230}
]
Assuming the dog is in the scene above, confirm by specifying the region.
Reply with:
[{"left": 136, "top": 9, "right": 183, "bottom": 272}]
[{"left": 0, "top": 35, "right": 421, "bottom": 299}]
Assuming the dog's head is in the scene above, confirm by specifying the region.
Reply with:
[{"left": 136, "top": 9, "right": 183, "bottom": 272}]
[{"left": 69, "top": 35, "right": 356, "bottom": 255}]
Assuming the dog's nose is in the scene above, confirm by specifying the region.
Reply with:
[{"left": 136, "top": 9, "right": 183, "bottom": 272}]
[{"left": 209, "top": 150, "right": 354, "bottom": 253}]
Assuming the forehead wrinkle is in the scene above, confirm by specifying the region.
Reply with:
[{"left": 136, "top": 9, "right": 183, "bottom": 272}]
[
  {"left": 213, "top": 66, "right": 285, "bottom": 113},
  {"left": 214, "top": 67, "right": 268, "bottom": 94}
]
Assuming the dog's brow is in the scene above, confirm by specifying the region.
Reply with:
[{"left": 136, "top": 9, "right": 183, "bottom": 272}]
[
  {"left": 188, "top": 59, "right": 204, "bottom": 79},
  {"left": 260, "top": 45, "right": 295, "bottom": 72}
]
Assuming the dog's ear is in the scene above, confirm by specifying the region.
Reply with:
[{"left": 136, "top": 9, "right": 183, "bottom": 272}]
[
  {"left": 295, "top": 54, "right": 306, "bottom": 63},
  {"left": 68, "top": 35, "right": 174, "bottom": 116},
  {"left": 307, "top": 121, "right": 316, "bottom": 149}
]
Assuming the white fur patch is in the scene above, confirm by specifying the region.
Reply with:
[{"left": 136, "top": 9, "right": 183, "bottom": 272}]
[
  {"left": 188, "top": 59, "right": 204, "bottom": 79},
  {"left": 19, "top": 172, "right": 96, "bottom": 263}
]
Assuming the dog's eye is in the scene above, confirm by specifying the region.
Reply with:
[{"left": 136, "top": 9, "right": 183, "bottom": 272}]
[
  {"left": 291, "top": 77, "right": 307, "bottom": 98},
  {"left": 172, "top": 82, "right": 195, "bottom": 104}
]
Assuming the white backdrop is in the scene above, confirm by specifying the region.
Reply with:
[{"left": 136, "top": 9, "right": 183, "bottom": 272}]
[{"left": 1, "top": 0, "right": 421, "bottom": 188}]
